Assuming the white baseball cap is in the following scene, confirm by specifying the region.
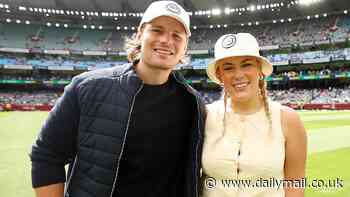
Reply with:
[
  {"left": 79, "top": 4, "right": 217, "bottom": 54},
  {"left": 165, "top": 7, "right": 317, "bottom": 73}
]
[
  {"left": 207, "top": 33, "right": 273, "bottom": 84},
  {"left": 139, "top": 1, "right": 191, "bottom": 37}
]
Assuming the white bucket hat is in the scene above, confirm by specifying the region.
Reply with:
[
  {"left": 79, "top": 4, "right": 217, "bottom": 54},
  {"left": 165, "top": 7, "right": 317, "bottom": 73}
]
[
  {"left": 139, "top": 1, "right": 191, "bottom": 37},
  {"left": 207, "top": 33, "right": 273, "bottom": 84}
]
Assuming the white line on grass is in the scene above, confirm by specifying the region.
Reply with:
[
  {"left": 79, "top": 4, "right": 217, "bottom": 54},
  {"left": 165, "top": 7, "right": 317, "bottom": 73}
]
[{"left": 308, "top": 125, "right": 350, "bottom": 153}]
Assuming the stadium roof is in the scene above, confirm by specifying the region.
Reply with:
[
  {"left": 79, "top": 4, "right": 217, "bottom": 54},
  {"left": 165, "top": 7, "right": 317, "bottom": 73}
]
[
  {"left": 1, "top": 0, "right": 349, "bottom": 13},
  {"left": 3, "top": 0, "right": 192, "bottom": 12},
  {"left": 0, "top": 0, "right": 349, "bottom": 27}
]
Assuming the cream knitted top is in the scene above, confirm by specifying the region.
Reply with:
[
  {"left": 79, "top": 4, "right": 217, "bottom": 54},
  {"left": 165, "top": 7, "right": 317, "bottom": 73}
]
[{"left": 202, "top": 100, "right": 285, "bottom": 197}]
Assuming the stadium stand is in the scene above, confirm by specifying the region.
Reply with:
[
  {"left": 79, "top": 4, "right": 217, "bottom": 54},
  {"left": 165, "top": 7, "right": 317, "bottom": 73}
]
[
  {"left": 0, "top": 16, "right": 349, "bottom": 51},
  {"left": 188, "top": 15, "right": 350, "bottom": 50},
  {"left": 0, "top": 23, "right": 136, "bottom": 51},
  {"left": 0, "top": 91, "right": 59, "bottom": 105},
  {"left": 198, "top": 86, "right": 350, "bottom": 105},
  {"left": 1, "top": 9, "right": 350, "bottom": 111},
  {"left": 2, "top": 86, "right": 350, "bottom": 106},
  {"left": 269, "top": 86, "right": 350, "bottom": 104},
  {"left": 0, "top": 53, "right": 126, "bottom": 69}
]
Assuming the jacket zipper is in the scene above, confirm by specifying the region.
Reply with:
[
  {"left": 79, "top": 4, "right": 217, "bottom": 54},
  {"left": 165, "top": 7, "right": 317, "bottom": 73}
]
[
  {"left": 109, "top": 83, "right": 144, "bottom": 197},
  {"left": 173, "top": 73, "right": 201, "bottom": 197},
  {"left": 64, "top": 155, "right": 78, "bottom": 196}
]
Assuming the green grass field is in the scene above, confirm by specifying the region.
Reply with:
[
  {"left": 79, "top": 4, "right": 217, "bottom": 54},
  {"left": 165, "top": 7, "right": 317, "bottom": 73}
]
[{"left": 0, "top": 110, "right": 349, "bottom": 197}]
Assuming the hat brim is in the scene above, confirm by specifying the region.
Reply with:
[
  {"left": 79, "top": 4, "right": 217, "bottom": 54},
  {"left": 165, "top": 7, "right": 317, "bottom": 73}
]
[
  {"left": 206, "top": 55, "right": 273, "bottom": 85},
  {"left": 206, "top": 60, "right": 222, "bottom": 84}
]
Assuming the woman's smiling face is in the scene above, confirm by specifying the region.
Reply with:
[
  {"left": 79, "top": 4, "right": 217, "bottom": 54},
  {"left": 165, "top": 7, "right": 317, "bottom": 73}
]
[{"left": 216, "top": 56, "right": 263, "bottom": 102}]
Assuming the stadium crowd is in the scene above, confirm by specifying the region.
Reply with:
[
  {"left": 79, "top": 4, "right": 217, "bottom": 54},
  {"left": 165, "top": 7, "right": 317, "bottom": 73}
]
[
  {"left": 1, "top": 86, "right": 350, "bottom": 106},
  {"left": 0, "top": 53, "right": 124, "bottom": 69},
  {"left": 190, "top": 15, "right": 350, "bottom": 49},
  {"left": 0, "top": 91, "right": 60, "bottom": 105},
  {"left": 0, "top": 14, "right": 349, "bottom": 108},
  {"left": 270, "top": 66, "right": 350, "bottom": 79},
  {"left": 200, "top": 86, "right": 350, "bottom": 104},
  {"left": 1, "top": 65, "right": 348, "bottom": 83},
  {"left": 0, "top": 74, "right": 73, "bottom": 81},
  {"left": 184, "top": 65, "right": 350, "bottom": 85},
  {"left": 0, "top": 15, "right": 349, "bottom": 51},
  {"left": 268, "top": 86, "right": 350, "bottom": 104}
]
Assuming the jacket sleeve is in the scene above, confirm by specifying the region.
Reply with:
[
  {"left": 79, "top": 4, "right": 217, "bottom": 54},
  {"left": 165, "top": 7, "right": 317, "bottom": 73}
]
[{"left": 30, "top": 76, "right": 82, "bottom": 188}]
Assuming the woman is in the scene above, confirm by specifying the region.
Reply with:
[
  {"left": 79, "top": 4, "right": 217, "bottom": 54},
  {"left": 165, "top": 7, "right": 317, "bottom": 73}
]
[{"left": 201, "top": 33, "right": 307, "bottom": 197}]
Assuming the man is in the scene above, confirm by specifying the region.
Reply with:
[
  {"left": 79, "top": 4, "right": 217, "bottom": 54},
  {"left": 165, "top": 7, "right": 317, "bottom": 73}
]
[{"left": 30, "top": 1, "right": 206, "bottom": 197}]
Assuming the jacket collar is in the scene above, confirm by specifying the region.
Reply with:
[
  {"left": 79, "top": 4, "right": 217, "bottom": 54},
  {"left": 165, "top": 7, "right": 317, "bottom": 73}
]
[{"left": 112, "top": 62, "right": 197, "bottom": 97}]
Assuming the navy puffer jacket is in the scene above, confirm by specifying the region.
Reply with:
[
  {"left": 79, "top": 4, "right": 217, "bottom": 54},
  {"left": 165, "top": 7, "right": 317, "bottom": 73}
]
[{"left": 30, "top": 63, "right": 206, "bottom": 197}]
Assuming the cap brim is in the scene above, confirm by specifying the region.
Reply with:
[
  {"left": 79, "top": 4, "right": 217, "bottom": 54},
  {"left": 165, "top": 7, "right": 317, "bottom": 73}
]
[{"left": 140, "top": 14, "right": 191, "bottom": 37}]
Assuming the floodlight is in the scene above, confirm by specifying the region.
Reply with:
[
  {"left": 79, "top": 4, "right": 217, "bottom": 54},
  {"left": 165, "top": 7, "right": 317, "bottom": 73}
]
[
  {"left": 250, "top": 5, "right": 256, "bottom": 12},
  {"left": 224, "top": 8, "right": 230, "bottom": 15}
]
